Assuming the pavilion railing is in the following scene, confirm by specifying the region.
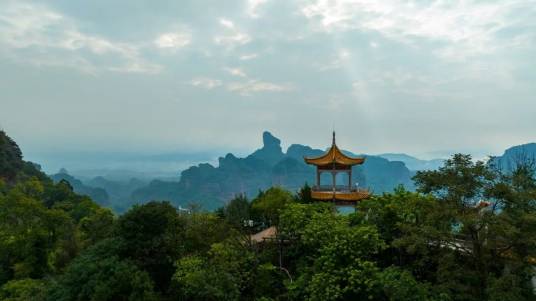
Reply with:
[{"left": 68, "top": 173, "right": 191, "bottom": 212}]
[{"left": 312, "top": 185, "right": 368, "bottom": 193}]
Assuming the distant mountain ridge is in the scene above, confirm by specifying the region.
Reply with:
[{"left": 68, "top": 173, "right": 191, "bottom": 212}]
[
  {"left": 490, "top": 143, "right": 536, "bottom": 172},
  {"left": 8, "top": 128, "right": 534, "bottom": 213},
  {"left": 378, "top": 153, "right": 444, "bottom": 171},
  {"left": 129, "top": 131, "right": 415, "bottom": 210},
  {"left": 50, "top": 170, "right": 110, "bottom": 207},
  {"left": 53, "top": 139, "right": 536, "bottom": 212}
]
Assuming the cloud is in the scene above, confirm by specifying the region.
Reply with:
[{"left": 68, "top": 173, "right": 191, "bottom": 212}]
[
  {"left": 219, "top": 18, "right": 235, "bottom": 29},
  {"left": 315, "top": 48, "right": 351, "bottom": 71},
  {"left": 224, "top": 67, "right": 247, "bottom": 77},
  {"left": 154, "top": 31, "right": 191, "bottom": 49},
  {"left": 301, "top": 0, "right": 536, "bottom": 60},
  {"left": 188, "top": 78, "right": 223, "bottom": 89},
  {"left": 239, "top": 53, "right": 258, "bottom": 60},
  {"left": 214, "top": 18, "right": 251, "bottom": 48},
  {"left": 2, "top": 0, "right": 535, "bottom": 158},
  {"left": 189, "top": 74, "right": 292, "bottom": 96},
  {"left": 227, "top": 80, "right": 293, "bottom": 96},
  {"left": 108, "top": 61, "right": 162, "bottom": 74},
  {"left": 0, "top": 1, "right": 161, "bottom": 74},
  {"left": 246, "top": 0, "right": 269, "bottom": 18}
]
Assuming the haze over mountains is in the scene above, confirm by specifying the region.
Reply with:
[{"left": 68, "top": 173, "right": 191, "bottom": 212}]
[
  {"left": 377, "top": 153, "right": 444, "bottom": 171},
  {"left": 26, "top": 151, "right": 216, "bottom": 181},
  {"left": 14, "top": 130, "right": 536, "bottom": 212},
  {"left": 49, "top": 131, "right": 420, "bottom": 211}
]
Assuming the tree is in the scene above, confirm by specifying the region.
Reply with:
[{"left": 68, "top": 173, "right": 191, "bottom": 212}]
[
  {"left": 0, "top": 179, "right": 72, "bottom": 283},
  {"left": 172, "top": 245, "right": 246, "bottom": 301},
  {"left": 378, "top": 267, "right": 446, "bottom": 301},
  {"left": 115, "top": 201, "right": 186, "bottom": 292},
  {"left": 279, "top": 203, "right": 386, "bottom": 300},
  {"left": 354, "top": 187, "right": 441, "bottom": 271},
  {"left": 78, "top": 207, "right": 115, "bottom": 248},
  {"left": 295, "top": 183, "right": 313, "bottom": 204},
  {"left": 183, "top": 212, "right": 234, "bottom": 255},
  {"left": 0, "top": 131, "right": 23, "bottom": 183},
  {"left": 408, "top": 154, "right": 536, "bottom": 300},
  {"left": 47, "top": 239, "right": 156, "bottom": 301},
  {"left": 224, "top": 194, "right": 251, "bottom": 228},
  {"left": 172, "top": 239, "right": 280, "bottom": 301},
  {"left": 0, "top": 278, "right": 47, "bottom": 301},
  {"left": 302, "top": 226, "right": 385, "bottom": 300},
  {"left": 251, "top": 187, "right": 294, "bottom": 226},
  {"left": 280, "top": 200, "right": 451, "bottom": 301}
]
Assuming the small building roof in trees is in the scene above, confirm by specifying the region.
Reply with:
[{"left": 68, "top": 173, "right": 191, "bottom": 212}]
[{"left": 250, "top": 226, "right": 277, "bottom": 243}]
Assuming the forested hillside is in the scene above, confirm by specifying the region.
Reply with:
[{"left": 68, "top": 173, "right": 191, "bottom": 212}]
[
  {"left": 49, "top": 172, "right": 147, "bottom": 213},
  {"left": 0, "top": 130, "right": 116, "bottom": 299},
  {"left": 50, "top": 170, "right": 110, "bottom": 207},
  {"left": 0, "top": 130, "right": 534, "bottom": 300}
]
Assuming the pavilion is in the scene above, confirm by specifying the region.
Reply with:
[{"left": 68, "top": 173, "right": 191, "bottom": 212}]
[{"left": 304, "top": 132, "right": 369, "bottom": 206}]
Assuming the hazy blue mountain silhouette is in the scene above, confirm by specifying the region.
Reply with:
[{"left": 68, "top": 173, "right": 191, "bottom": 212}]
[
  {"left": 378, "top": 153, "right": 444, "bottom": 171},
  {"left": 50, "top": 170, "right": 110, "bottom": 207},
  {"left": 86, "top": 176, "right": 147, "bottom": 212},
  {"left": 248, "top": 132, "right": 285, "bottom": 165},
  {"left": 130, "top": 131, "right": 415, "bottom": 210},
  {"left": 490, "top": 143, "right": 536, "bottom": 172}
]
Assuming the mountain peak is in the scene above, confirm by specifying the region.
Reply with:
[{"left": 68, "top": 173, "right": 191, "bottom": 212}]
[
  {"left": 492, "top": 142, "right": 536, "bottom": 172},
  {"left": 247, "top": 131, "right": 284, "bottom": 165},
  {"left": 262, "top": 131, "right": 281, "bottom": 149},
  {"left": 502, "top": 142, "right": 536, "bottom": 156}
]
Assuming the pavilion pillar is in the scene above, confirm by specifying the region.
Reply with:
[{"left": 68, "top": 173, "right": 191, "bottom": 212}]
[
  {"left": 348, "top": 169, "right": 352, "bottom": 190},
  {"left": 332, "top": 170, "right": 336, "bottom": 192},
  {"left": 316, "top": 170, "right": 320, "bottom": 187}
]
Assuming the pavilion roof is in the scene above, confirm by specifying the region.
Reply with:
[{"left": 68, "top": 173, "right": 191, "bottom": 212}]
[{"left": 304, "top": 132, "right": 365, "bottom": 166}]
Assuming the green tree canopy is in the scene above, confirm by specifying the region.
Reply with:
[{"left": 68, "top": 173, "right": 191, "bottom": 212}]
[
  {"left": 223, "top": 194, "right": 251, "bottom": 228},
  {"left": 251, "top": 187, "right": 294, "bottom": 226},
  {"left": 115, "top": 201, "right": 186, "bottom": 292},
  {"left": 47, "top": 238, "right": 156, "bottom": 301}
]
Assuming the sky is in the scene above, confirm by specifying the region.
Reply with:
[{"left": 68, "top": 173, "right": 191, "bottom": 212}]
[{"left": 1, "top": 0, "right": 536, "bottom": 173}]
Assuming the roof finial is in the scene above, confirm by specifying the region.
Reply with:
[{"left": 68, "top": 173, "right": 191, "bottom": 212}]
[{"left": 332, "top": 131, "right": 336, "bottom": 145}]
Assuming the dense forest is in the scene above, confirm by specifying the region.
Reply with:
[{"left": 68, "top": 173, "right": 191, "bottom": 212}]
[{"left": 1, "top": 130, "right": 535, "bottom": 300}]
